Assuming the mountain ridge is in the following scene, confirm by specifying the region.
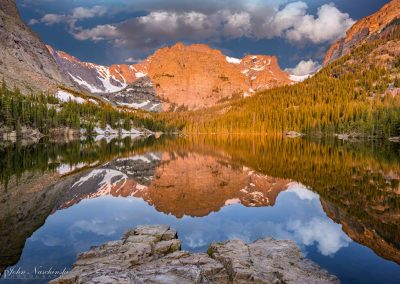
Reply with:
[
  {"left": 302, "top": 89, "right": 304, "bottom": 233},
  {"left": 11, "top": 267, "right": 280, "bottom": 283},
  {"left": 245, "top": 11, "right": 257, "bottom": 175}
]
[
  {"left": 0, "top": 0, "right": 74, "bottom": 93},
  {"left": 50, "top": 43, "right": 294, "bottom": 111},
  {"left": 324, "top": 0, "right": 400, "bottom": 65}
]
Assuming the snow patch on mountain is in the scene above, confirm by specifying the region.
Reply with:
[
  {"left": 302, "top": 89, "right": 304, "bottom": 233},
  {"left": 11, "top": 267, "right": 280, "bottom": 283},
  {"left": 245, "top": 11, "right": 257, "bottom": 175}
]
[
  {"left": 68, "top": 72, "right": 103, "bottom": 93},
  {"left": 136, "top": 72, "right": 147, "bottom": 78},
  {"left": 116, "top": 100, "right": 161, "bottom": 111},
  {"left": 117, "top": 100, "right": 151, "bottom": 109},
  {"left": 96, "top": 66, "right": 127, "bottom": 93},
  {"left": 225, "top": 198, "right": 241, "bottom": 206},
  {"left": 226, "top": 56, "right": 242, "bottom": 64},
  {"left": 118, "top": 156, "right": 152, "bottom": 163},
  {"left": 89, "top": 99, "right": 99, "bottom": 105},
  {"left": 56, "top": 90, "right": 86, "bottom": 104}
]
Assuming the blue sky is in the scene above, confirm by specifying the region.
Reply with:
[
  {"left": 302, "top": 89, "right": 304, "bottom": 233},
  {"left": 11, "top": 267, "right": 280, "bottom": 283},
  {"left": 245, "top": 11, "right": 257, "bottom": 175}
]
[{"left": 17, "top": 0, "right": 390, "bottom": 73}]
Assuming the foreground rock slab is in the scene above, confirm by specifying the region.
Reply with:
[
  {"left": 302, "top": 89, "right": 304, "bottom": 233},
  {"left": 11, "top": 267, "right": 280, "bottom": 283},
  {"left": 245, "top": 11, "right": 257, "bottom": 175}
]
[{"left": 51, "top": 225, "right": 338, "bottom": 284}]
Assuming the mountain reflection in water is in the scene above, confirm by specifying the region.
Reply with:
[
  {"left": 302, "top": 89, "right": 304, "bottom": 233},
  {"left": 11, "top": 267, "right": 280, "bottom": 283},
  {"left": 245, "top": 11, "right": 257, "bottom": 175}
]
[
  {"left": 0, "top": 135, "right": 399, "bottom": 284},
  {"left": 58, "top": 151, "right": 292, "bottom": 217}
]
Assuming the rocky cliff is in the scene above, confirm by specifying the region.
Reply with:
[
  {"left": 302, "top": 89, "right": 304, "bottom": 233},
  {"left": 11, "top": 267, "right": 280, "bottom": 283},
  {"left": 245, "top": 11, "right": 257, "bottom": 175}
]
[
  {"left": 0, "top": 0, "right": 74, "bottom": 93},
  {"left": 50, "top": 225, "right": 338, "bottom": 284},
  {"left": 50, "top": 43, "right": 293, "bottom": 111},
  {"left": 147, "top": 43, "right": 249, "bottom": 110},
  {"left": 324, "top": 0, "right": 400, "bottom": 65}
]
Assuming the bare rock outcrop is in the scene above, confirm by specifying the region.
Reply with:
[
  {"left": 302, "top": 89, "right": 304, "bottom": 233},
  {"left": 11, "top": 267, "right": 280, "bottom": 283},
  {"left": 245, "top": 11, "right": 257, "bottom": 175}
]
[
  {"left": 0, "top": 0, "right": 74, "bottom": 93},
  {"left": 51, "top": 225, "right": 338, "bottom": 284}
]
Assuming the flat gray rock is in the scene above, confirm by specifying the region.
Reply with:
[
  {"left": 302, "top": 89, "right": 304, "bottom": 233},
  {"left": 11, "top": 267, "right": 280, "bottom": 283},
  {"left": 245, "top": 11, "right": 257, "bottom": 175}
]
[{"left": 51, "top": 225, "right": 339, "bottom": 284}]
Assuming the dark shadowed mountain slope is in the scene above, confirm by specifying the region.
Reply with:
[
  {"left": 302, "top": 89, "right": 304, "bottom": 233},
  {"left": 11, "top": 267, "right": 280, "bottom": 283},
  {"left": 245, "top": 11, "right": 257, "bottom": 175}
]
[{"left": 0, "top": 0, "right": 74, "bottom": 93}]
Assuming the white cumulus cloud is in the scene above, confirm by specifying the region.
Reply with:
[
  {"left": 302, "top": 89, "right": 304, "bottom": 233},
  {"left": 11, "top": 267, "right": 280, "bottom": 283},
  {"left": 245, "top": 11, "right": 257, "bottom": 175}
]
[
  {"left": 287, "top": 60, "right": 321, "bottom": 76},
  {"left": 283, "top": 3, "right": 355, "bottom": 44}
]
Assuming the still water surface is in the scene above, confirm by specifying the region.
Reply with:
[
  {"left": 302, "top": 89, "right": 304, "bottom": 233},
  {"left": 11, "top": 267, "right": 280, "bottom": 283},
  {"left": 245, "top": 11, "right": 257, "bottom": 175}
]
[{"left": 0, "top": 136, "right": 399, "bottom": 283}]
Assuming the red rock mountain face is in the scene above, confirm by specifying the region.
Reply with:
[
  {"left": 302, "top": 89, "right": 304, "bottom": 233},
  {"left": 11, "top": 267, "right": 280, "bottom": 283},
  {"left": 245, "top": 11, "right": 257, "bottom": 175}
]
[
  {"left": 147, "top": 43, "right": 292, "bottom": 109},
  {"left": 49, "top": 43, "right": 293, "bottom": 111},
  {"left": 324, "top": 0, "right": 400, "bottom": 65}
]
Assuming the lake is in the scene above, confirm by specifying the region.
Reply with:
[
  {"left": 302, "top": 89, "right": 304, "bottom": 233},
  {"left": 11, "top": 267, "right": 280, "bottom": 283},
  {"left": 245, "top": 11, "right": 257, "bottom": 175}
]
[{"left": 0, "top": 135, "right": 399, "bottom": 283}]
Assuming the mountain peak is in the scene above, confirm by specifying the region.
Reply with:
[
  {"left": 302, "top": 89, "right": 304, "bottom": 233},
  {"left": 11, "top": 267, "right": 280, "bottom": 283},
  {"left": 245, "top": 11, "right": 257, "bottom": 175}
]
[
  {"left": 50, "top": 43, "right": 293, "bottom": 111},
  {"left": 157, "top": 42, "right": 224, "bottom": 58}
]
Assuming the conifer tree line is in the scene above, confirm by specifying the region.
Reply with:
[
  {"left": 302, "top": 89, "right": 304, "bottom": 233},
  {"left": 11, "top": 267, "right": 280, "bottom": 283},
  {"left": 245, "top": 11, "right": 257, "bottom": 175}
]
[
  {"left": 163, "top": 26, "right": 400, "bottom": 138},
  {"left": 0, "top": 80, "right": 177, "bottom": 135}
]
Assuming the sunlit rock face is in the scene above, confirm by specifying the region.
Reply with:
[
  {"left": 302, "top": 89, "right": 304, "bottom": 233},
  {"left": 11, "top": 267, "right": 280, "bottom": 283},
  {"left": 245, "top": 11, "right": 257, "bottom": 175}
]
[
  {"left": 56, "top": 152, "right": 291, "bottom": 218},
  {"left": 239, "top": 55, "right": 292, "bottom": 93},
  {"left": 148, "top": 44, "right": 292, "bottom": 110},
  {"left": 50, "top": 43, "right": 293, "bottom": 111},
  {"left": 324, "top": 0, "right": 400, "bottom": 65},
  {"left": 146, "top": 43, "right": 250, "bottom": 110}
]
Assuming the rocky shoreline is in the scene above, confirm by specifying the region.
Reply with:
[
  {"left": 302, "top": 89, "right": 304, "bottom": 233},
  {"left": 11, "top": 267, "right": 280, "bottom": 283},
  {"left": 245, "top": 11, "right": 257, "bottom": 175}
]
[{"left": 51, "top": 225, "right": 338, "bottom": 284}]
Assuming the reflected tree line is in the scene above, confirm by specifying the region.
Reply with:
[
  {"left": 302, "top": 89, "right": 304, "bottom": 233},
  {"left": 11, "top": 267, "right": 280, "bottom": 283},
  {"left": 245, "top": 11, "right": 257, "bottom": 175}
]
[{"left": 0, "top": 136, "right": 169, "bottom": 188}]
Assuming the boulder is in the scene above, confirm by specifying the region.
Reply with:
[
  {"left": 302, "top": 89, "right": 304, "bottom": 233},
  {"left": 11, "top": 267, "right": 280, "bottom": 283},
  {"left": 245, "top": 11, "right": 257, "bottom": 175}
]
[{"left": 51, "top": 225, "right": 338, "bottom": 284}]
